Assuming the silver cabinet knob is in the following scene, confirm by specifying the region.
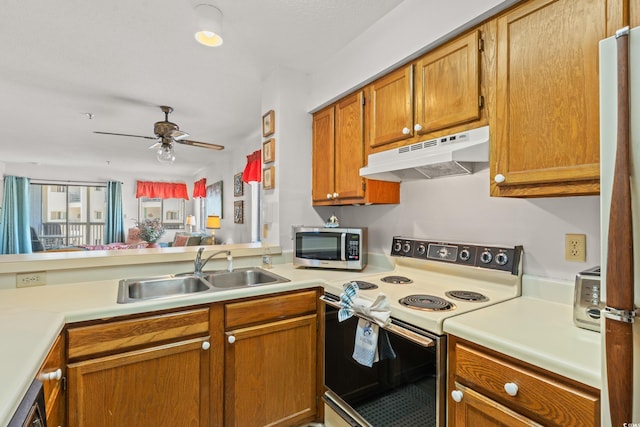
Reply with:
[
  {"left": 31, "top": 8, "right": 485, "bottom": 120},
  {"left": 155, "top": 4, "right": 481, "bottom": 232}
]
[
  {"left": 201, "top": 341, "right": 210, "bottom": 350},
  {"left": 494, "top": 174, "right": 506, "bottom": 183},
  {"left": 402, "top": 127, "right": 410, "bottom": 135},
  {"left": 228, "top": 335, "right": 236, "bottom": 344},
  {"left": 414, "top": 124, "right": 423, "bottom": 132},
  {"left": 326, "top": 193, "right": 332, "bottom": 200}
]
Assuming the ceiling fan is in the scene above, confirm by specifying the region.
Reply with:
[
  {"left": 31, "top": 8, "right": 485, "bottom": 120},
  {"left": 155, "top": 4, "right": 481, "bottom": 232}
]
[{"left": 94, "top": 105, "right": 224, "bottom": 163}]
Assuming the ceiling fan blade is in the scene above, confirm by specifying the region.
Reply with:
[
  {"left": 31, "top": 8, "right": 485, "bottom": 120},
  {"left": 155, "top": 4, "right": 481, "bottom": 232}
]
[
  {"left": 170, "top": 130, "right": 190, "bottom": 140},
  {"left": 94, "top": 131, "right": 158, "bottom": 140},
  {"left": 176, "top": 139, "right": 225, "bottom": 150},
  {"left": 148, "top": 141, "right": 161, "bottom": 149}
]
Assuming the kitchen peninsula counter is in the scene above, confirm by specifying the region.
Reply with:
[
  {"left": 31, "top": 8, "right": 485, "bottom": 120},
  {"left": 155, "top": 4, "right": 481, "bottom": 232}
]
[
  {"left": 1, "top": 260, "right": 602, "bottom": 425},
  {"left": 0, "top": 256, "right": 393, "bottom": 426}
]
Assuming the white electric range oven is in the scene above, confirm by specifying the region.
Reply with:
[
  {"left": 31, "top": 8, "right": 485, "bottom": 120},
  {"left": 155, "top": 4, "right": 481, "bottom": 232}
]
[{"left": 321, "top": 237, "right": 523, "bottom": 427}]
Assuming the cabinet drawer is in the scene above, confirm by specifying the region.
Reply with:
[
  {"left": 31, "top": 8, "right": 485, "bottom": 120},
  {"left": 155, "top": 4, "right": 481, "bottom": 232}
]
[
  {"left": 67, "top": 307, "right": 210, "bottom": 360},
  {"left": 453, "top": 340, "right": 599, "bottom": 426},
  {"left": 225, "top": 290, "right": 318, "bottom": 329}
]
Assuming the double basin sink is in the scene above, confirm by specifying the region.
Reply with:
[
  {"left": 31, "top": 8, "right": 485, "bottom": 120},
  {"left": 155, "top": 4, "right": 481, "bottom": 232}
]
[{"left": 117, "top": 267, "right": 290, "bottom": 304}]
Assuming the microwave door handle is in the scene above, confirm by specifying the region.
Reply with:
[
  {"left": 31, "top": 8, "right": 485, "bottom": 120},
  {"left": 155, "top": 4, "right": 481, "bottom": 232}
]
[{"left": 340, "top": 233, "right": 347, "bottom": 261}]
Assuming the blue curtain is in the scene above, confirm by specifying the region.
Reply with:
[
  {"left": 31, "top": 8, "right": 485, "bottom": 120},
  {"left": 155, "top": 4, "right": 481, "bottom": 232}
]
[
  {"left": 0, "top": 176, "right": 32, "bottom": 254},
  {"left": 104, "top": 181, "right": 125, "bottom": 244}
]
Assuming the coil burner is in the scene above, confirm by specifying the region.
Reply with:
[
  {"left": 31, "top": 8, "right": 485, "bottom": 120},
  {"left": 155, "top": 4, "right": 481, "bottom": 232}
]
[
  {"left": 380, "top": 275, "right": 413, "bottom": 284},
  {"left": 351, "top": 281, "right": 378, "bottom": 290},
  {"left": 445, "top": 290, "right": 489, "bottom": 302},
  {"left": 399, "top": 295, "right": 456, "bottom": 311}
]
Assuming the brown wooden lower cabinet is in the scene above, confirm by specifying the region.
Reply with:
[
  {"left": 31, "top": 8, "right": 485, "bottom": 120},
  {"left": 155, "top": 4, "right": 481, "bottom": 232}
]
[
  {"left": 38, "top": 333, "right": 66, "bottom": 427},
  {"left": 224, "top": 290, "right": 321, "bottom": 427},
  {"left": 67, "top": 337, "right": 210, "bottom": 426},
  {"left": 448, "top": 336, "right": 600, "bottom": 427},
  {"left": 61, "top": 289, "right": 321, "bottom": 427},
  {"left": 66, "top": 306, "right": 213, "bottom": 427}
]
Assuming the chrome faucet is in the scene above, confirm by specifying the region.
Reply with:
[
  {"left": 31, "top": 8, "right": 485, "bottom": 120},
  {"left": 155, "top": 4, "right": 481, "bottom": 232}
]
[{"left": 194, "top": 248, "right": 233, "bottom": 274}]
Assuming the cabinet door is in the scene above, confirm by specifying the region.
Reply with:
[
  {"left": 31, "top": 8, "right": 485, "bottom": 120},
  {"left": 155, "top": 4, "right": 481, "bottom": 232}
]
[
  {"left": 368, "top": 65, "right": 414, "bottom": 148},
  {"left": 225, "top": 314, "right": 317, "bottom": 427},
  {"left": 415, "top": 30, "right": 481, "bottom": 134},
  {"left": 67, "top": 337, "right": 210, "bottom": 427},
  {"left": 449, "top": 383, "right": 541, "bottom": 427},
  {"left": 492, "top": 0, "right": 623, "bottom": 197},
  {"left": 312, "top": 106, "right": 335, "bottom": 203},
  {"left": 335, "top": 91, "right": 366, "bottom": 200},
  {"left": 38, "top": 334, "right": 65, "bottom": 427}
]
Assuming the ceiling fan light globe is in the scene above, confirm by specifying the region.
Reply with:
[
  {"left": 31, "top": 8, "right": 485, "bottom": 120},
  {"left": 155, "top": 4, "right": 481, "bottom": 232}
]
[{"left": 156, "top": 146, "right": 176, "bottom": 163}]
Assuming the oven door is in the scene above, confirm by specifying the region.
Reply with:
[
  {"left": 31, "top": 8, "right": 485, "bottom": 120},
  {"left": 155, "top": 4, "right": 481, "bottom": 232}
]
[
  {"left": 322, "top": 294, "right": 446, "bottom": 427},
  {"left": 8, "top": 379, "right": 47, "bottom": 427}
]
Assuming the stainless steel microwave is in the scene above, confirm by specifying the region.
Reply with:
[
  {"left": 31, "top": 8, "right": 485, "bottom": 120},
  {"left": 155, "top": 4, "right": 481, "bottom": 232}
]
[{"left": 293, "top": 226, "right": 367, "bottom": 270}]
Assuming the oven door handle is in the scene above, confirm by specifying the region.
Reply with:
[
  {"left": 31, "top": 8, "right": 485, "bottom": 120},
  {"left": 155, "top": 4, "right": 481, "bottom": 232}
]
[{"left": 320, "top": 295, "right": 435, "bottom": 348}]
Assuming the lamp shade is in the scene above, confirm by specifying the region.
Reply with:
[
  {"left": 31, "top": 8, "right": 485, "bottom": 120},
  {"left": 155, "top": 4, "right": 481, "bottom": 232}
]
[
  {"left": 186, "top": 215, "right": 196, "bottom": 226},
  {"left": 206, "top": 215, "right": 221, "bottom": 229},
  {"left": 194, "top": 4, "right": 224, "bottom": 47}
]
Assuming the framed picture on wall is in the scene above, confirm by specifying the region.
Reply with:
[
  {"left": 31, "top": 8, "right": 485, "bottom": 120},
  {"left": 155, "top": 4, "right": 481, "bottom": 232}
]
[
  {"left": 205, "top": 180, "right": 223, "bottom": 219},
  {"left": 233, "top": 172, "right": 244, "bottom": 197},
  {"left": 234, "top": 200, "right": 244, "bottom": 224},
  {"left": 262, "top": 110, "right": 275, "bottom": 137},
  {"left": 263, "top": 166, "right": 275, "bottom": 190},
  {"left": 262, "top": 138, "right": 275, "bottom": 163}
]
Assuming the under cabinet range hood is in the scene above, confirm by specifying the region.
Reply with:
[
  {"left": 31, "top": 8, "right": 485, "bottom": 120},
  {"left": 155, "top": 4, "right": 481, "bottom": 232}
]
[{"left": 360, "top": 126, "right": 489, "bottom": 181}]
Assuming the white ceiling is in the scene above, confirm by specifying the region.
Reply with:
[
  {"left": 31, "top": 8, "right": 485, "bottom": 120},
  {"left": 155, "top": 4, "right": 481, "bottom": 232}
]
[{"left": 0, "top": 0, "right": 404, "bottom": 176}]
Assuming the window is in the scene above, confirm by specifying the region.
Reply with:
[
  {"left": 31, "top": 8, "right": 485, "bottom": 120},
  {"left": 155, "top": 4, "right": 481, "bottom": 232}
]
[
  {"left": 29, "top": 184, "right": 107, "bottom": 249},
  {"left": 138, "top": 197, "right": 185, "bottom": 230}
]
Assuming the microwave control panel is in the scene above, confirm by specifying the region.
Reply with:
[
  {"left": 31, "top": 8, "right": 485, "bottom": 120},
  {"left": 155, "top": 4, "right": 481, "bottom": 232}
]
[{"left": 346, "top": 234, "right": 360, "bottom": 260}]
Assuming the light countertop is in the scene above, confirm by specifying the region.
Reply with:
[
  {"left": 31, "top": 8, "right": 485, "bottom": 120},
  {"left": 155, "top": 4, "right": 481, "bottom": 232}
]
[
  {"left": 0, "top": 259, "right": 601, "bottom": 425},
  {"left": 443, "top": 275, "right": 601, "bottom": 389}
]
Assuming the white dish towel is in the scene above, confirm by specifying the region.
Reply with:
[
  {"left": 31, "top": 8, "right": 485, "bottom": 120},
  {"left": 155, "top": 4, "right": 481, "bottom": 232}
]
[{"left": 338, "top": 281, "right": 391, "bottom": 367}]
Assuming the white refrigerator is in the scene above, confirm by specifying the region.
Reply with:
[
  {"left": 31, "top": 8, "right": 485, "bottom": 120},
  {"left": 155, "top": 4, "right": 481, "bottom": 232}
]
[{"left": 600, "top": 26, "right": 640, "bottom": 426}]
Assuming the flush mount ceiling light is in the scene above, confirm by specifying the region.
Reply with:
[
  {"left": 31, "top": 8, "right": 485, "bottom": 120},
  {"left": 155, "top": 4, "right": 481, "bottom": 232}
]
[{"left": 194, "top": 4, "right": 224, "bottom": 47}]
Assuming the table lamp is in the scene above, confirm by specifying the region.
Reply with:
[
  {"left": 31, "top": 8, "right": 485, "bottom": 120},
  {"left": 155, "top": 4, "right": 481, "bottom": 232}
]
[
  {"left": 186, "top": 215, "right": 196, "bottom": 232},
  {"left": 206, "top": 215, "right": 221, "bottom": 239}
]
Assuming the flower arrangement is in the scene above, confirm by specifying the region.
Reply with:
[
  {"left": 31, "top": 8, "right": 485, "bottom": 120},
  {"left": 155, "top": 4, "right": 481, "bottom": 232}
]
[{"left": 136, "top": 218, "right": 166, "bottom": 243}]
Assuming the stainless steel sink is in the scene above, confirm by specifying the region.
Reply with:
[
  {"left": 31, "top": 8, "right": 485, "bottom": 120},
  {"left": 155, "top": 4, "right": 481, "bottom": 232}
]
[
  {"left": 200, "top": 267, "right": 290, "bottom": 289},
  {"left": 117, "top": 268, "right": 290, "bottom": 303},
  {"left": 117, "top": 275, "right": 213, "bottom": 303}
]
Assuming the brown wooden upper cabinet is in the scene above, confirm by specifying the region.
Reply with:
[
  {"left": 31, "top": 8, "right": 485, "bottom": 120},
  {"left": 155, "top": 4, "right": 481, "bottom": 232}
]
[
  {"left": 367, "top": 64, "right": 414, "bottom": 148},
  {"left": 312, "top": 91, "right": 399, "bottom": 206},
  {"left": 490, "top": 0, "right": 625, "bottom": 197},
  {"left": 366, "top": 30, "right": 484, "bottom": 152},
  {"left": 415, "top": 30, "right": 482, "bottom": 135}
]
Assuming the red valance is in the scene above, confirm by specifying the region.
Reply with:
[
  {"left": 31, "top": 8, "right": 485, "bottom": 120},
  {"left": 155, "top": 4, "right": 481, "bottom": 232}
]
[
  {"left": 136, "top": 181, "right": 189, "bottom": 199},
  {"left": 193, "top": 178, "right": 207, "bottom": 198},
  {"left": 242, "top": 150, "right": 262, "bottom": 183}
]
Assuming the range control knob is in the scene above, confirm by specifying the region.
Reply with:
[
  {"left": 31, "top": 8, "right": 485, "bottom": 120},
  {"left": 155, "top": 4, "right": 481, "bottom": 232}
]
[
  {"left": 402, "top": 242, "right": 412, "bottom": 254},
  {"left": 480, "top": 250, "right": 493, "bottom": 264},
  {"left": 495, "top": 252, "right": 509, "bottom": 266},
  {"left": 416, "top": 244, "right": 426, "bottom": 256},
  {"left": 459, "top": 249, "right": 471, "bottom": 261},
  {"left": 393, "top": 240, "right": 402, "bottom": 253}
]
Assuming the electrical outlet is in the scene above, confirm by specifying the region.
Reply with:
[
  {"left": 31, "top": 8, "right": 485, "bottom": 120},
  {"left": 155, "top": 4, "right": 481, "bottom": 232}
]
[
  {"left": 16, "top": 271, "right": 47, "bottom": 287},
  {"left": 565, "top": 234, "right": 586, "bottom": 262}
]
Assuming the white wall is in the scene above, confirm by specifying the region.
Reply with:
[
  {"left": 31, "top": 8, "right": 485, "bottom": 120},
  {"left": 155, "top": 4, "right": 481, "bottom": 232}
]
[
  {"left": 260, "top": 67, "right": 324, "bottom": 247},
  {"left": 336, "top": 170, "right": 600, "bottom": 281}
]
